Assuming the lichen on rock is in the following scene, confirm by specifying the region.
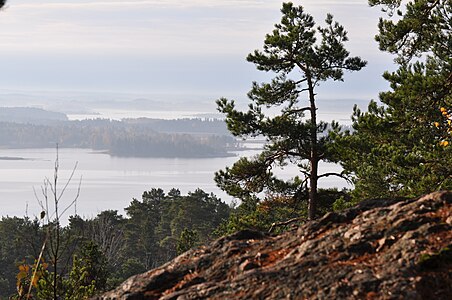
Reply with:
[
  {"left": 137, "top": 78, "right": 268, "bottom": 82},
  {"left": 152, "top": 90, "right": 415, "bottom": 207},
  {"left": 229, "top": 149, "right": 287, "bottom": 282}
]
[{"left": 95, "top": 191, "right": 452, "bottom": 300}]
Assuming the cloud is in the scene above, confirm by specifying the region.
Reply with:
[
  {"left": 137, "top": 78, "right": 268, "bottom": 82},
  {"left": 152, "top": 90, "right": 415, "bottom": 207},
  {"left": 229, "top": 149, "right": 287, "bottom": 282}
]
[
  {"left": 0, "top": 0, "right": 381, "bottom": 57},
  {"left": 12, "top": 0, "right": 277, "bottom": 10},
  {"left": 0, "top": 0, "right": 281, "bottom": 55},
  {"left": 0, "top": 0, "right": 390, "bottom": 95}
]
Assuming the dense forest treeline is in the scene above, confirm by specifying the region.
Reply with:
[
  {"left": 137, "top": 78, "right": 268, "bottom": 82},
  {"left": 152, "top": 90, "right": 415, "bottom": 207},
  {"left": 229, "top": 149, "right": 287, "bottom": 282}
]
[
  {"left": 0, "top": 188, "right": 231, "bottom": 298},
  {"left": 0, "top": 118, "right": 238, "bottom": 158}
]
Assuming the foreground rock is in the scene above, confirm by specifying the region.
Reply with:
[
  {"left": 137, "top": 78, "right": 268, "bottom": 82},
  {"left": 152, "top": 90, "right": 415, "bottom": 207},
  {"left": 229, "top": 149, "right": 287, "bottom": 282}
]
[{"left": 97, "top": 191, "right": 452, "bottom": 299}]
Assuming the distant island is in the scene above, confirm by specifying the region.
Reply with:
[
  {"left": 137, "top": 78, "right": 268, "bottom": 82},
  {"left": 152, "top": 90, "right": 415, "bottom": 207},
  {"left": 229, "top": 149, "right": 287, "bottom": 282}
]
[{"left": 0, "top": 107, "right": 239, "bottom": 158}]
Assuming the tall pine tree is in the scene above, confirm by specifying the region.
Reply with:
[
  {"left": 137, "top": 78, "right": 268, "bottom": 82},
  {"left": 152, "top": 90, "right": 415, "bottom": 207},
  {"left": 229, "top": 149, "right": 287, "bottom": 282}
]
[
  {"left": 216, "top": 2, "right": 366, "bottom": 220},
  {"left": 337, "top": 0, "right": 451, "bottom": 199}
]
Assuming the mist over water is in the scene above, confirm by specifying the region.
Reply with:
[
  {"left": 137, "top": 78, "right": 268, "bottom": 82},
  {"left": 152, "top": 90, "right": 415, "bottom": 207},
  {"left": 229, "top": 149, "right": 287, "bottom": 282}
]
[{"left": 0, "top": 88, "right": 372, "bottom": 124}]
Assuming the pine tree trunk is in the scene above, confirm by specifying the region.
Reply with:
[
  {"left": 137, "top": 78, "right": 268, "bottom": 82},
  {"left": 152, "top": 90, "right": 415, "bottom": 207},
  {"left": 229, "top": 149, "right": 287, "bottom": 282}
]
[
  {"left": 307, "top": 75, "right": 318, "bottom": 220},
  {"left": 309, "top": 158, "right": 318, "bottom": 220}
]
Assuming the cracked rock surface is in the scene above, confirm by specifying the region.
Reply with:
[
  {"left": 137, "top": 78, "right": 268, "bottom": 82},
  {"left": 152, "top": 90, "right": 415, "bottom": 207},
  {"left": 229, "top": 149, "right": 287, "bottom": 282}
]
[{"left": 95, "top": 191, "right": 452, "bottom": 299}]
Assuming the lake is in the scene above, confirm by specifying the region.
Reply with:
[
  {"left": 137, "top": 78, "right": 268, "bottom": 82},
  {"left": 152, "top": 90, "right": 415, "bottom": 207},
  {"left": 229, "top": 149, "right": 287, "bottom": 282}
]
[{"left": 0, "top": 147, "right": 350, "bottom": 222}]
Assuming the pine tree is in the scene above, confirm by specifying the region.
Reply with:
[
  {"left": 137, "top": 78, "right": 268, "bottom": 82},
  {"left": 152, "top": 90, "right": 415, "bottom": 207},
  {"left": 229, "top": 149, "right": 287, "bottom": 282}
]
[
  {"left": 337, "top": 0, "right": 452, "bottom": 199},
  {"left": 216, "top": 2, "right": 366, "bottom": 220}
]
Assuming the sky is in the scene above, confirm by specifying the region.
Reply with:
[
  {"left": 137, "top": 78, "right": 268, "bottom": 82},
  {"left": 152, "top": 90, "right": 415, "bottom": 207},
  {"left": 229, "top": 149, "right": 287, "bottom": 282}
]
[{"left": 0, "top": 0, "right": 395, "bottom": 108}]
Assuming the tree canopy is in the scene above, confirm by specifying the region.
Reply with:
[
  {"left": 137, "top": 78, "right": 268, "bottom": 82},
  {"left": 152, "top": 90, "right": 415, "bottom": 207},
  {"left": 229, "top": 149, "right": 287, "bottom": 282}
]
[
  {"left": 337, "top": 0, "right": 452, "bottom": 199},
  {"left": 216, "top": 2, "right": 366, "bottom": 220},
  {"left": 0, "top": 188, "right": 231, "bottom": 298}
]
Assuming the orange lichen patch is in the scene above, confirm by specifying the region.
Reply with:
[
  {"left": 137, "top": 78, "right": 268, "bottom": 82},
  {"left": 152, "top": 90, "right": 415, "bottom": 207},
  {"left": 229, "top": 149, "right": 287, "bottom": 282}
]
[
  {"left": 162, "top": 271, "right": 201, "bottom": 295},
  {"left": 141, "top": 267, "right": 170, "bottom": 283},
  {"left": 335, "top": 253, "right": 376, "bottom": 267},
  {"left": 257, "top": 247, "right": 293, "bottom": 268},
  {"left": 366, "top": 291, "right": 380, "bottom": 300},
  {"left": 327, "top": 251, "right": 342, "bottom": 262}
]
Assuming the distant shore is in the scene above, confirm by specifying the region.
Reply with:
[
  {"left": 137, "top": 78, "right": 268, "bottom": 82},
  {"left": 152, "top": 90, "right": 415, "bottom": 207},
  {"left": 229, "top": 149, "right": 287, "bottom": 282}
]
[{"left": 0, "top": 156, "right": 27, "bottom": 161}]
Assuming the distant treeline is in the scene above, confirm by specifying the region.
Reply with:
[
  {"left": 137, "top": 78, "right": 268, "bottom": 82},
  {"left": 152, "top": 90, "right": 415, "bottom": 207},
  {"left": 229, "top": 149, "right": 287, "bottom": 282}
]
[
  {"left": 0, "top": 107, "right": 68, "bottom": 124},
  {"left": 0, "top": 118, "right": 238, "bottom": 158}
]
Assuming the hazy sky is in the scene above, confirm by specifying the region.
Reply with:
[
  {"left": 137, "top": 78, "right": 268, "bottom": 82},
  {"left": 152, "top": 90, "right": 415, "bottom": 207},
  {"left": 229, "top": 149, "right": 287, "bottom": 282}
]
[{"left": 0, "top": 0, "right": 395, "bottom": 103}]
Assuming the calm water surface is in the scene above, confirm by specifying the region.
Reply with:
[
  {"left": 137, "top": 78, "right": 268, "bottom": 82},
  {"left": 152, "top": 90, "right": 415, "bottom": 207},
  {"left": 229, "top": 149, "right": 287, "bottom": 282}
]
[{"left": 0, "top": 148, "right": 350, "bottom": 221}]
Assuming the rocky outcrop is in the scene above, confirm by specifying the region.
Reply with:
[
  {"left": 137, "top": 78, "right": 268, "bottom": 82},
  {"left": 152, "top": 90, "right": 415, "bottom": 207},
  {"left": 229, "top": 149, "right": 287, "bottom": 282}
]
[{"left": 96, "top": 191, "right": 452, "bottom": 299}]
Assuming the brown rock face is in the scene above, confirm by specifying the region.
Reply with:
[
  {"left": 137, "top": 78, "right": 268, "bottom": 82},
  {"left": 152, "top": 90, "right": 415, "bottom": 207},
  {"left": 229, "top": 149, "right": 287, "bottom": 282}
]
[{"left": 96, "top": 191, "right": 452, "bottom": 299}]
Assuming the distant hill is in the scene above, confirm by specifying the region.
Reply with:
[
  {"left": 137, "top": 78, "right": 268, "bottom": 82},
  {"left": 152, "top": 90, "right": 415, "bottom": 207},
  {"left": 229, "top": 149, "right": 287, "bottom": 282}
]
[{"left": 0, "top": 107, "right": 68, "bottom": 124}]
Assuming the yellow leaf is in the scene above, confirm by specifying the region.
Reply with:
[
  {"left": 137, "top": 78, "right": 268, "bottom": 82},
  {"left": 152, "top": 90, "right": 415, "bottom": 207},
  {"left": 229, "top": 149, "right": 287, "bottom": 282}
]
[
  {"left": 439, "top": 140, "right": 449, "bottom": 147},
  {"left": 16, "top": 271, "right": 27, "bottom": 281},
  {"left": 18, "top": 264, "right": 30, "bottom": 273},
  {"left": 434, "top": 122, "right": 440, "bottom": 128},
  {"left": 440, "top": 107, "right": 447, "bottom": 112}
]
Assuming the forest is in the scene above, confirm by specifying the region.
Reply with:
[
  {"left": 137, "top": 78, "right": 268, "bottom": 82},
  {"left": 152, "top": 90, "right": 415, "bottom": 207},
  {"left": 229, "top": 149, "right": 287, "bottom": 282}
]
[
  {"left": 0, "top": 188, "right": 231, "bottom": 298},
  {"left": 0, "top": 117, "right": 237, "bottom": 158},
  {"left": 0, "top": 0, "right": 451, "bottom": 298}
]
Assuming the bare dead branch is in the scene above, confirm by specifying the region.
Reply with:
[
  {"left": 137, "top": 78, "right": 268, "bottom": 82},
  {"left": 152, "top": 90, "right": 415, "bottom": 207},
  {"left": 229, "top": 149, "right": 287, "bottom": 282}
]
[{"left": 268, "top": 217, "right": 306, "bottom": 233}]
